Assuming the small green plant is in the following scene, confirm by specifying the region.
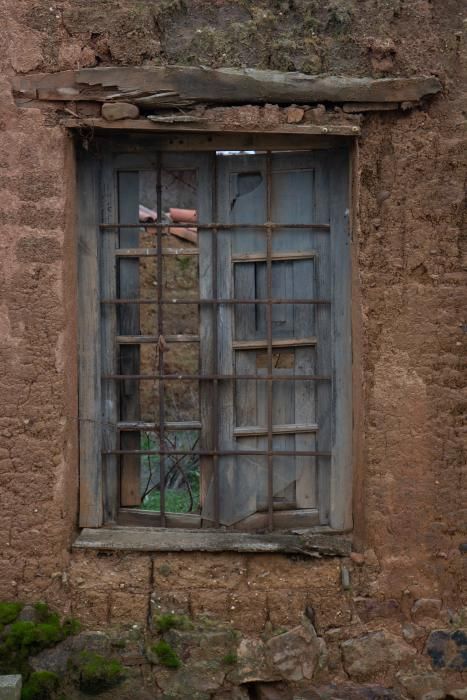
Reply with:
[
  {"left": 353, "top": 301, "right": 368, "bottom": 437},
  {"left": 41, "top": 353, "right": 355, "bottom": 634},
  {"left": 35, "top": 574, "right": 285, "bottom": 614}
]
[
  {"left": 221, "top": 652, "right": 238, "bottom": 665},
  {"left": 0, "top": 601, "right": 23, "bottom": 625},
  {"left": 22, "top": 671, "right": 59, "bottom": 700},
  {"left": 176, "top": 255, "right": 191, "bottom": 273},
  {"left": 155, "top": 613, "right": 192, "bottom": 632},
  {"left": 74, "top": 651, "right": 124, "bottom": 694},
  {"left": 152, "top": 640, "right": 181, "bottom": 669}
]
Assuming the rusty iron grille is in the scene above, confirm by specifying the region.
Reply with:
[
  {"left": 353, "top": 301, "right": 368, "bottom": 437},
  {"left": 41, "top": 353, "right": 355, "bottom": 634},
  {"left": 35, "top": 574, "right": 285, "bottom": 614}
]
[{"left": 99, "top": 150, "right": 333, "bottom": 530}]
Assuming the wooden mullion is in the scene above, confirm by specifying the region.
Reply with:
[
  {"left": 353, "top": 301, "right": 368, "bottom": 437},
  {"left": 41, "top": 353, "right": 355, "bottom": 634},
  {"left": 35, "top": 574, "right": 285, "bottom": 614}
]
[
  {"left": 78, "top": 148, "right": 103, "bottom": 527},
  {"left": 117, "top": 171, "right": 142, "bottom": 507},
  {"left": 329, "top": 149, "right": 352, "bottom": 530},
  {"left": 101, "top": 154, "right": 119, "bottom": 523}
]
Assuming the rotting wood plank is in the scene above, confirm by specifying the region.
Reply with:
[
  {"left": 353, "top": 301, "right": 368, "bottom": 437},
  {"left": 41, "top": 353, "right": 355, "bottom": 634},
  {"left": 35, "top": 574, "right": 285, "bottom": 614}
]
[
  {"left": 74, "top": 526, "right": 351, "bottom": 556},
  {"left": 63, "top": 118, "right": 360, "bottom": 136},
  {"left": 77, "top": 131, "right": 354, "bottom": 152},
  {"left": 12, "top": 67, "right": 442, "bottom": 105}
]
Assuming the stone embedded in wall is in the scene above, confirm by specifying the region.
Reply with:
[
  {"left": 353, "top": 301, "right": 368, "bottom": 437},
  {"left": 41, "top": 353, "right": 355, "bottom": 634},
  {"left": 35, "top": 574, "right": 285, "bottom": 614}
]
[
  {"left": 285, "top": 106, "right": 305, "bottom": 123},
  {"left": 396, "top": 669, "right": 445, "bottom": 699},
  {"left": 102, "top": 102, "right": 140, "bottom": 121},
  {"left": 402, "top": 623, "right": 426, "bottom": 644},
  {"left": 411, "top": 599, "right": 443, "bottom": 624},
  {"left": 425, "top": 629, "right": 467, "bottom": 671},
  {"left": 447, "top": 690, "right": 467, "bottom": 699},
  {"left": 266, "top": 619, "right": 323, "bottom": 681},
  {"left": 233, "top": 637, "right": 273, "bottom": 684},
  {"left": 304, "top": 104, "right": 327, "bottom": 124},
  {"left": 341, "top": 631, "right": 416, "bottom": 680}
]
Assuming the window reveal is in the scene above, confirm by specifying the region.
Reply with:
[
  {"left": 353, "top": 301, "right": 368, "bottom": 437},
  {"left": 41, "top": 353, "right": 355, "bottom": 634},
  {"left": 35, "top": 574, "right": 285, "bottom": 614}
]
[{"left": 79, "top": 142, "right": 352, "bottom": 532}]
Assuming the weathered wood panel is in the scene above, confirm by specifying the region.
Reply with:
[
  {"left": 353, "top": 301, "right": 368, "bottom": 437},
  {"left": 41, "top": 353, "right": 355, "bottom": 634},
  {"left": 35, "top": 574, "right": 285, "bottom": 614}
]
[
  {"left": 74, "top": 526, "right": 351, "bottom": 556},
  {"left": 12, "top": 66, "right": 442, "bottom": 105}
]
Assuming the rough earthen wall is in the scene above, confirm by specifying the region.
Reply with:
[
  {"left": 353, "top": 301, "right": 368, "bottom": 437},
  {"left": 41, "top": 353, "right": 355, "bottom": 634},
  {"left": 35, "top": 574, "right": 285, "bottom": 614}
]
[{"left": 0, "top": 0, "right": 466, "bottom": 696}]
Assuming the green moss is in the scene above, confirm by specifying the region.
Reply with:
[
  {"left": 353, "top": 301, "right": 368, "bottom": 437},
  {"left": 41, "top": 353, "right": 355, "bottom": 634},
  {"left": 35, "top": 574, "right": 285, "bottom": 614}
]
[
  {"left": 0, "top": 600, "right": 81, "bottom": 689},
  {"left": 0, "top": 601, "right": 23, "bottom": 625},
  {"left": 21, "top": 671, "right": 59, "bottom": 700},
  {"left": 33, "top": 603, "right": 50, "bottom": 620},
  {"left": 152, "top": 640, "right": 181, "bottom": 669},
  {"left": 155, "top": 614, "right": 192, "bottom": 632},
  {"left": 73, "top": 651, "right": 124, "bottom": 695},
  {"left": 221, "top": 652, "right": 238, "bottom": 665},
  {"left": 61, "top": 618, "right": 81, "bottom": 637}
]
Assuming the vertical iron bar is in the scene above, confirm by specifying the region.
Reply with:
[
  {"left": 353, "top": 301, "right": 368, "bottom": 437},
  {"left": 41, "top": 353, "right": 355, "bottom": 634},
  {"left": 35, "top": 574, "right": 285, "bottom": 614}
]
[
  {"left": 212, "top": 154, "right": 220, "bottom": 527},
  {"left": 156, "top": 155, "right": 166, "bottom": 526},
  {"left": 266, "top": 152, "right": 274, "bottom": 532}
]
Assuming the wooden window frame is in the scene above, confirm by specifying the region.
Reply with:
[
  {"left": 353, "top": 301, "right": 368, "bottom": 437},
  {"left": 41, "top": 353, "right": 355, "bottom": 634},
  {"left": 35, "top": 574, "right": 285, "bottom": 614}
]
[{"left": 77, "top": 131, "right": 353, "bottom": 536}]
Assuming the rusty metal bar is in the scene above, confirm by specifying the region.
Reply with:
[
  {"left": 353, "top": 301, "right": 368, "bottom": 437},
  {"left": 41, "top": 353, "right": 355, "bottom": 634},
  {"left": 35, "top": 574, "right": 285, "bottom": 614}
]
[
  {"left": 100, "top": 222, "right": 330, "bottom": 231},
  {"left": 103, "top": 373, "right": 331, "bottom": 381},
  {"left": 115, "top": 248, "right": 199, "bottom": 257},
  {"left": 117, "top": 334, "right": 199, "bottom": 344},
  {"left": 104, "top": 449, "right": 332, "bottom": 457},
  {"left": 118, "top": 421, "right": 201, "bottom": 431},
  {"left": 102, "top": 298, "right": 331, "bottom": 305},
  {"left": 156, "top": 155, "right": 166, "bottom": 527},
  {"left": 211, "top": 153, "right": 220, "bottom": 528},
  {"left": 266, "top": 152, "right": 274, "bottom": 531}
]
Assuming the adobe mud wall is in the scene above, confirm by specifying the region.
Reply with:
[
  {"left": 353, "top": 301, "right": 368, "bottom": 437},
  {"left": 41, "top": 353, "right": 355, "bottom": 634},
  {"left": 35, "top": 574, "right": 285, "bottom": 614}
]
[{"left": 0, "top": 0, "right": 466, "bottom": 697}]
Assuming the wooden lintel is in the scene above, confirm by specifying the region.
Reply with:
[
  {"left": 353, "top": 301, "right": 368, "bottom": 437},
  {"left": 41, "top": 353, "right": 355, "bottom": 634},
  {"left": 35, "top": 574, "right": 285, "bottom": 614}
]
[
  {"left": 62, "top": 117, "right": 360, "bottom": 136},
  {"left": 12, "top": 66, "right": 442, "bottom": 106},
  {"left": 74, "top": 526, "right": 351, "bottom": 556}
]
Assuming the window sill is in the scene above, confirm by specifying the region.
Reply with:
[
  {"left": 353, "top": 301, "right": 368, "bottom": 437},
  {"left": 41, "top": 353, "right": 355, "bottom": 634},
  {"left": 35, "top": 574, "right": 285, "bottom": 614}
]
[{"left": 73, "top": 526, "right": 351, "bottom": 557}]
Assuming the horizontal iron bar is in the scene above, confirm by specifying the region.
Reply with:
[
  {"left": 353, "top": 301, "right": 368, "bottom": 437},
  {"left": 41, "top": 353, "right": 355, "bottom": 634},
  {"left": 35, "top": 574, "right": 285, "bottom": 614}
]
[
  {"left": 115, "top": 247, "right": 199, "bottom": 257},
  {"left": 103, "top": 373, "right": 330, "bottom": 381},
  {"left": 116, "top": 334, "right": 199, "bottom": 344},
  {"left": 104, "top": 449, "right": 331, "bottom": 457},
  {"left": 118, "top": 421, "right": 201, "bottom": 431},
  {"left": 233, "top": 423, "right": 319, "bottom": 437},
  {"left": 100, "top": 222, "right": 330, "bottom": 231},
  {"left": 102, "top": 298, "right": 331, "bottom": 305}
]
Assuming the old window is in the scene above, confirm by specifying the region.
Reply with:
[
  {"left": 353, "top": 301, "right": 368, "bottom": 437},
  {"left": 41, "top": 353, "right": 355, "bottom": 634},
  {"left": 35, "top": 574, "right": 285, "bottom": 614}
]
[{"left": 78, "top": 136, "right": 351, "bottom": 533}]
